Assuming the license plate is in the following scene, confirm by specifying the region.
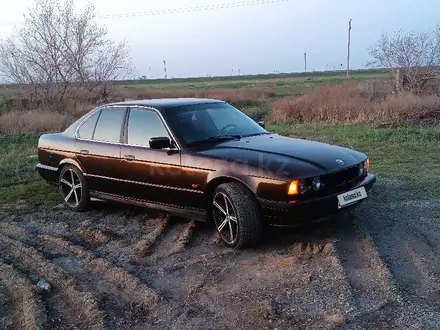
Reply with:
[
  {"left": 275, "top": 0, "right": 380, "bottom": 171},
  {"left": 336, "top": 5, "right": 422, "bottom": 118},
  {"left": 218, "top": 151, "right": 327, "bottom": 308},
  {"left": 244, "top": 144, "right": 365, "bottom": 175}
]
[{"left": 337, "top": 187, "right": 368, "bottom": 209}]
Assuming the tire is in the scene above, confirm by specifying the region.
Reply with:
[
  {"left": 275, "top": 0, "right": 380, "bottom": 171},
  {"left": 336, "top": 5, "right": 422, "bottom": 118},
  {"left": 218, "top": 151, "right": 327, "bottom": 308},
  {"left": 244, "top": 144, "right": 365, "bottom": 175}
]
[
  {"left": 212, "top": 182, "right": 262, "bottom": 249},
  {"left": 58, "top": 164, "right": 90, "bottom": 212}
]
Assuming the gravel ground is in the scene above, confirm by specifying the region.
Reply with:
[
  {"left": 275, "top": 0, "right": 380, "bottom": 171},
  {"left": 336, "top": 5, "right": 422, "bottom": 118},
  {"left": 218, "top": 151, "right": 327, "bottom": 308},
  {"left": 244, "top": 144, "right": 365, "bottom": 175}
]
[{"left": 0, "top": 180, "right": 439, "bottom": 330}]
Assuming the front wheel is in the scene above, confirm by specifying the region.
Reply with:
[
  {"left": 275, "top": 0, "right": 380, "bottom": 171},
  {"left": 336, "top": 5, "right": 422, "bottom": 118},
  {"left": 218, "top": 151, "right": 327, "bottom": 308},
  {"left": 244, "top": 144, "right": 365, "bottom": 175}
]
[
  {"left": 212, "top": 182, "right": 263, "bottom": 249},
  {"left": 58, "top": 165, "right": 90, "bottom": 212}
]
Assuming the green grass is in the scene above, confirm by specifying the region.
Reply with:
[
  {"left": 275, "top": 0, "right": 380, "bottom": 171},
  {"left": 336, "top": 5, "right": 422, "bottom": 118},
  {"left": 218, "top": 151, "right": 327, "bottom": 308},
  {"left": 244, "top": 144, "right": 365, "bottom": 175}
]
[
  {"left": 0, "top": 133, "right": 41, "bottom": 186},
  {"left": 119, "top": 71, "right": 390, "bottom": 96},
  {"left": 268, "top": 123, "right": 440, "bottom": 197},
  {"left": 0, "top": 180, "right": 60, "bottom": 207},
  {"left": 119, "top": 68, "right": 389, "bottom": 85},
  {"left": 0, "top": 133, "right": 62, "bottom": 207}
]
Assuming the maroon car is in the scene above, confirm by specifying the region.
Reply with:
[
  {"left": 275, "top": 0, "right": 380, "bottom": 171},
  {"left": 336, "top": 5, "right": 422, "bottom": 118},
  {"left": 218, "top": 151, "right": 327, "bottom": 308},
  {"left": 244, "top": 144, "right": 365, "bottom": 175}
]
[{"left": 36, "top": 98, "right": 376, "bottom": 248}]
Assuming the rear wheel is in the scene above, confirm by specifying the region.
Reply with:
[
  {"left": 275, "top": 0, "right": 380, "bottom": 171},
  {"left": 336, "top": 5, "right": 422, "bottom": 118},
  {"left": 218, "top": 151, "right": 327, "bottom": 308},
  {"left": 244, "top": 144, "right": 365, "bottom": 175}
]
[
  {"left": 59, "top": 165, "right": 90, "bottom": 212},
  {"left": 212, "top": 182, "right": 262, "bottom": 249}
]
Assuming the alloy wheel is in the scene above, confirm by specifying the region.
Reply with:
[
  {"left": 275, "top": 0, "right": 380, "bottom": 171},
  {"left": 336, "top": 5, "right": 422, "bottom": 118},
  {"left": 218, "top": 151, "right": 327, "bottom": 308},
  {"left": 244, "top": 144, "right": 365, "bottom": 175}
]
[
  {"left": 213, "top": 192, "right": 238, "bottom": 244},
  {"left": 60, "top": 168, "right": 82, "bottom": 208}
]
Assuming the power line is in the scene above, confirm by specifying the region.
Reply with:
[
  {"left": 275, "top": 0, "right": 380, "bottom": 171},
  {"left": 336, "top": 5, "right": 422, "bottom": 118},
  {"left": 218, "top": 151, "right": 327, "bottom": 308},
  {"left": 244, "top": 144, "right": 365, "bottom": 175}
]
[
  {"left": 99, "top": 0, "right": 290, "bottom": 19},
  {"left": 0, "top": 0, "right": 290, "bottom": 26}
]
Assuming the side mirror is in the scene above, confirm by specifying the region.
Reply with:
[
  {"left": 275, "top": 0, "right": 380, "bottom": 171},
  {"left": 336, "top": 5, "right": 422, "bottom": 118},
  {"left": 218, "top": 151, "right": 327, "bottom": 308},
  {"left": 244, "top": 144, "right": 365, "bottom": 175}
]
[
  {"left": 257, "top": 121, "right": 265, "bottom": 128},
  {"left": 149, "top": 137, "right": 172, "bottom": 149}
]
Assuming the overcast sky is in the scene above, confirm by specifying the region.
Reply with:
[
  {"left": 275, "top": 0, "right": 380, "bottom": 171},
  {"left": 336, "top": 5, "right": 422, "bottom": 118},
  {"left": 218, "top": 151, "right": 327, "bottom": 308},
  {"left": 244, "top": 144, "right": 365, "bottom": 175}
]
[{"left": 1, "top": 0, "right": 439, "bottom": 78}]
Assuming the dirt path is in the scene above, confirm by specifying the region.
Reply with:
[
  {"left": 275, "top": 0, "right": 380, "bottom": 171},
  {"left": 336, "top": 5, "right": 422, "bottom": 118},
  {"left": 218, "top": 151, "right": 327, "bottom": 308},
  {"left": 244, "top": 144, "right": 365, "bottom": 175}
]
[{"left": 0, "top": 180, "right": 439, "bottom": 329}]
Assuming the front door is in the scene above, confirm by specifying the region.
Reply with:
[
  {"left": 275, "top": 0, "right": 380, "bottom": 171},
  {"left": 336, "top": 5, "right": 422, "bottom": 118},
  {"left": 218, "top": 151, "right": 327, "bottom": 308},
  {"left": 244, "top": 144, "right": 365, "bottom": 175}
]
[{"left": 118, "top": 108, "right": 187, "bottom": 206}]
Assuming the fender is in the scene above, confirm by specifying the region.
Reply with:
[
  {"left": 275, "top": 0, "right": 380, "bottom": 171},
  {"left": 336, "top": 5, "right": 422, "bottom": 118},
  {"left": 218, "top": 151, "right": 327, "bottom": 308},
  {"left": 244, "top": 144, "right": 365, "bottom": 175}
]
[
  {"left": 59, "top": 158, "right": 85, "bottom": 173},
  {"left": 205, "top": 169, "right": 258, "bottom": 195}
]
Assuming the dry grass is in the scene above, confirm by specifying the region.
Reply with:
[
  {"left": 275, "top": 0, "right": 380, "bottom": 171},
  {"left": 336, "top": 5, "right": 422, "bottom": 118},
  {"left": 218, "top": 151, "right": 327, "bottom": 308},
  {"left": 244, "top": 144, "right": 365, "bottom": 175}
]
[
  {"left": 0, "top": 87, "right": 275, "bottom": 135},
  {"left": 271, "top": 82, "right": 440, "bottom": 125},
  {"left": 111, "top": 86, "right": 276, "bottom": 105},
  {"left": 0, "top": 102, "right": 95, "bottom": 135}
]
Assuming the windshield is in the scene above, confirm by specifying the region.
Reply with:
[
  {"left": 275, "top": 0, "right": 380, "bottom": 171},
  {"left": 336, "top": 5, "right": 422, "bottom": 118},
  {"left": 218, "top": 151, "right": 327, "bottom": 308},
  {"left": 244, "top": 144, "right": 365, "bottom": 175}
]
[{"left": 164, "top": 102, "right": 268, "bottom": 146}]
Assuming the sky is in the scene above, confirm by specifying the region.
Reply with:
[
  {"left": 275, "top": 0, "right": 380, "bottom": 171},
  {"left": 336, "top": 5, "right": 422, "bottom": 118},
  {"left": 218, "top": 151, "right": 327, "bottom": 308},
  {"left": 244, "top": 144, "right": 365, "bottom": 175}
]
[{"left": 1, "top": 0, "right": 440, "bottom": 79}]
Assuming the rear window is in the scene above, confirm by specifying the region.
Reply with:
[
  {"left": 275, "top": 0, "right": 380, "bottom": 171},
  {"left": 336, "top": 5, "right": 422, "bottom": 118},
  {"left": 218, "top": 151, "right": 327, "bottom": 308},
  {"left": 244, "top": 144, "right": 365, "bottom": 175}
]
[
  {"left": 93, "top": 108, "right": 126, "bottom": 143},
  {"left": 77, "top": 111, "right": 100, "bottom": 139}
]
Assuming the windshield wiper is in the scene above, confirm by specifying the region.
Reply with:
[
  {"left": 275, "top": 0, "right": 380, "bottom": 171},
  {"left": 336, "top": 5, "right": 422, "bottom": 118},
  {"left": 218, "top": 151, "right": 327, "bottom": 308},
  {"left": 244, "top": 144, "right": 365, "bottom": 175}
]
[
  {"left": 242, "top": 132, "right": 271, "bottom": 137},
  {"left": 187, "top": 135, "right": 241, "bottom": 146}
]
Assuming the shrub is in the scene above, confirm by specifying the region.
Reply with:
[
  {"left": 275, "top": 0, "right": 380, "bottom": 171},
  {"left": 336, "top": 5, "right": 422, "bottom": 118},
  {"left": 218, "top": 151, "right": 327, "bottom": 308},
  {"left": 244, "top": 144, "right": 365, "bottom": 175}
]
[
  {"left": 270, "top": 82, "right": 440, "bottom": 126},
  {"left": 109, "top": 87, "right": 276, "bottom": 106}
]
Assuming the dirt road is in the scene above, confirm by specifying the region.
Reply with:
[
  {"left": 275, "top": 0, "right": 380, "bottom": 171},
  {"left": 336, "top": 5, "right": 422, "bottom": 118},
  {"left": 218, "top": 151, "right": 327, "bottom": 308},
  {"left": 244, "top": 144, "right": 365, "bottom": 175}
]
[{"left": 0, "top": 180, "right": 439, "bottom": 330}]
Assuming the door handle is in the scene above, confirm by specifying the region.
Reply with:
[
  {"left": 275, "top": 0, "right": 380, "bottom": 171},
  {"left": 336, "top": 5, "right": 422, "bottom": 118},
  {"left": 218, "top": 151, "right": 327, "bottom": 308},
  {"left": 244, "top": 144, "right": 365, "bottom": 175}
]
[
  {"left": 80, "top": 149, "right": 89, "bottom": 155},
  {"left": 124, "top": 154, "right": 135, "bottom": 161}
]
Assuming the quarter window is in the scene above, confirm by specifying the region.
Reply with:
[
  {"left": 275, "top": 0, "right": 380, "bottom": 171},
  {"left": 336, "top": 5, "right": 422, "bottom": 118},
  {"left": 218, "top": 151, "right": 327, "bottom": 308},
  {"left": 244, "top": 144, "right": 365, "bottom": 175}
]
[
  {"left": 93, "top": 108, "right": 126, "bottom": 143},
  {"left": 77, "top": 111, "right": 100, "bottom": 139},
  {"left": 127, "top": 109, "right": 170, "bottom": 146}
]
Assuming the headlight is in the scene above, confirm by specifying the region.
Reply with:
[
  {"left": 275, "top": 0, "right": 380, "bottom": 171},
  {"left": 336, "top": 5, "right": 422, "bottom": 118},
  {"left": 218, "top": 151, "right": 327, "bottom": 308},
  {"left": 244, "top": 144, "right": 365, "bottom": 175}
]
[
  {"left": 312, "top": 177, "right": 321, "bottom": 191},
  {"left": 365, "top": 158, "right": 370, "bottom": 172},
  {"left": 298, "top": 180, "right": 308, "bottom": 194},
  {"left": 358, "top": 162, "right": 364, "bottom": 176},
  {"left": 288, "top": 179, "right": 308, "bottom": 195}
]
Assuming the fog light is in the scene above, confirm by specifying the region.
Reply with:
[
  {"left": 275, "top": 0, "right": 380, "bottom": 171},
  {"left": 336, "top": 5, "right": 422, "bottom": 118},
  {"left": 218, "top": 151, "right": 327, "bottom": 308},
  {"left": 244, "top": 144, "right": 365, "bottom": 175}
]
[{"left": 312, "top": 177, "right": 321, "bottom": 191}]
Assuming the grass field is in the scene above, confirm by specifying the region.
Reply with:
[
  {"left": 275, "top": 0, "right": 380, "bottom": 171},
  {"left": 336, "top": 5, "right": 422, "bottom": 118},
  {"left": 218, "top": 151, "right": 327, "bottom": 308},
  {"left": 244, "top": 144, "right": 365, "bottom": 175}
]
[
  {"left": 118, "top": 71, "right": 390, "bottom": 96},
  {"left": 0, "top": 69, "right": 390, "bottom": 103}
]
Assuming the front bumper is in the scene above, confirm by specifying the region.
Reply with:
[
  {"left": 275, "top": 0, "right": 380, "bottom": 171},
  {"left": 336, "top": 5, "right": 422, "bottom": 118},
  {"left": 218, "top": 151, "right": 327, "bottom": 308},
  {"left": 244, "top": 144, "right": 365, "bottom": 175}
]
[{"left": 260, "top": 173, "right": 376, "bottom": 225}]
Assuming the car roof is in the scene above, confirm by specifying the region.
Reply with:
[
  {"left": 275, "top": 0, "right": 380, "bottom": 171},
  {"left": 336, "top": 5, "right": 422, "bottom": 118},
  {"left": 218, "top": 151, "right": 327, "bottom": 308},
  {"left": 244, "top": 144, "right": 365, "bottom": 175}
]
[{"left": 106, "top": 98, "right": 225, "bottom": 110}]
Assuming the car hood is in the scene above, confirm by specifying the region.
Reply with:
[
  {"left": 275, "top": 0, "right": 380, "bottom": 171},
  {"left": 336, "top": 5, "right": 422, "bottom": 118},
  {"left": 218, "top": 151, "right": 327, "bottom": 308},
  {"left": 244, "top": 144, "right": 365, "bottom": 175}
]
[{"left": 195, "top": 134, "right": 366, "bottom": 179}]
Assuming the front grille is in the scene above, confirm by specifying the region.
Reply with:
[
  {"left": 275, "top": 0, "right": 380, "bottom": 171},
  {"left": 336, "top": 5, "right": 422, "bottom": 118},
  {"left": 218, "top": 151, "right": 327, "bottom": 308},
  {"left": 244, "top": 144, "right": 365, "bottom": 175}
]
[{"left": 320, "top": 165, "right": 363, "bottom": 194}]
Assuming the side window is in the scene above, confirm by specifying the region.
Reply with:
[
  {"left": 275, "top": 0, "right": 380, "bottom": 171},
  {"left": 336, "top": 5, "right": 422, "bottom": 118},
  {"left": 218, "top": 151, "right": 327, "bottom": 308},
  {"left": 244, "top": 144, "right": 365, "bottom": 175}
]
[
  {"left": 127, "top": 109, "right": 170, "bottom": 146},
  {"left": 93, "top": 108, "right": 126, "bottom": 143},
  {"left": 77, "top": 111, "right": 100, "bottom": 139}
]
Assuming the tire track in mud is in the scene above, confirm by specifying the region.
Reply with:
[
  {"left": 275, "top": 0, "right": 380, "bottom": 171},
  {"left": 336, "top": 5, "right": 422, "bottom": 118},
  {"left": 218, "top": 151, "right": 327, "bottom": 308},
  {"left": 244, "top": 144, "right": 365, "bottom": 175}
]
[
  {"left": 359, "top": 191, "right": 440, "bottom": 301},
  {"left": 1, "top": 219, "right": 165, "bottom": 329},
  {"left": 149, "top": 219, "right": 198, "bottom": 262},
  {"left": 366, "top": 220, "right": 440, "bottom": 299},
  {"left": 39, "top": 235, "right": 161, "bottom": 307},
  {"left": 0, "top": 261, "right": 46, "bottom": 330},
  {"left": 333, "top": 215, "right": 395, "bottom": 317},
  {"left": 135, "top": 216, "right": 198, "bottom": 263},
  {"left": 0, "top": 280, "right": 13, "bottom": 330},
  {"left": 0, "top": 233, "right": 105, "bottom": 330},
  {"left": 133, "top": 215, "right": 170, "bottom": 256}
]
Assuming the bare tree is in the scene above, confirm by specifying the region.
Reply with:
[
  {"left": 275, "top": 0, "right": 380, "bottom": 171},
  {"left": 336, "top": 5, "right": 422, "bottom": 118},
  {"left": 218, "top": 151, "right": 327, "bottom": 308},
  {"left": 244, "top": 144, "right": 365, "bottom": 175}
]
[
  {"left": 0, "top": 0, "right": 133, "bottom": 105},
  {"left": 367, "top": 27, "right": 440, "bottom": 93}
]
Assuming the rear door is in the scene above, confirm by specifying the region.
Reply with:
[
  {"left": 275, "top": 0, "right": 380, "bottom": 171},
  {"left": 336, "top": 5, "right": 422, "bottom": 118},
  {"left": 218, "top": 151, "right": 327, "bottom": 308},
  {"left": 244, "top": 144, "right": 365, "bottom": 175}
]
[
  {"left": 118, "top": 108, "right": 190, "bottom": 206},
  {"left": 75, "top": 107, "right": 127, "bottom": 194}
]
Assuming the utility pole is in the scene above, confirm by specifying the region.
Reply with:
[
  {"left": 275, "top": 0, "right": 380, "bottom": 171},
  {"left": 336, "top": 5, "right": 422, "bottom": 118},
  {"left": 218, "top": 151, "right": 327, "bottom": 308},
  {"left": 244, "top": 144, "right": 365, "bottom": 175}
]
[
  {"left": 304, "top": 52, "right": 307, "bottom": 72},
  {"left": 163, "top": 60, "right": 167, "bottom": 79},
  {"left": 347, "top": 19, "right": 352, "bottom": 77}
]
